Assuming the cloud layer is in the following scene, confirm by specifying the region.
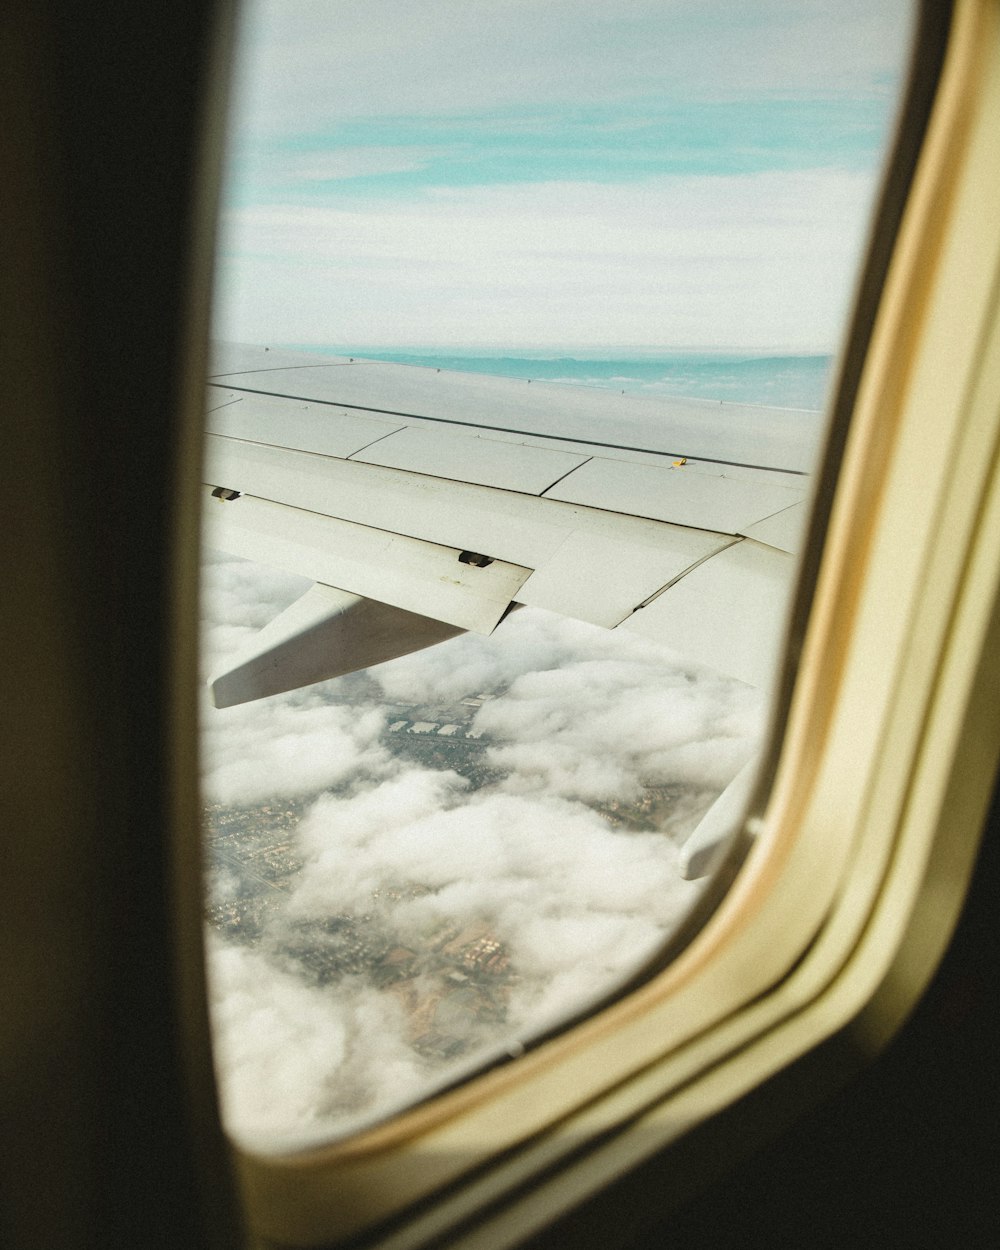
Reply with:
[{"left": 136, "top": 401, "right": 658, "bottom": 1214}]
[
  {"left": 201, "top": 553, "right": 764, "bottom": 1148},
  {"left": 214, "top": 1, "right": 912, "bottom": 350},
  {"left": 216, "top": 169, "right": 877, "bottom": 349},
  {"left": 231, "top": 0, "right": 910, "bottom": 132}
]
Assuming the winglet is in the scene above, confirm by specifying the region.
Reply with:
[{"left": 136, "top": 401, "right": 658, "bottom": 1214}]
[{"left": 679, "top": 755, "right": 759, "bottom": 879}]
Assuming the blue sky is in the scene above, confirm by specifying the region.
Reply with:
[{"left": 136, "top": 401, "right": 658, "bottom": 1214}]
[{"left": 213, "top": 0, "right": 913, "bottom": 351}]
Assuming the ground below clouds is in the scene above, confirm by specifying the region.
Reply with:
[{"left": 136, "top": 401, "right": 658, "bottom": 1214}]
[{"left": 200, "top": 552, "right": 763, "bottom": 1148}]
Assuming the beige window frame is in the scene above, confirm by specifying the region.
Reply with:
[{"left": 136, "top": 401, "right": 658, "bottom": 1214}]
[{"left": 222, "top": 1, "right": 1000, "bottom": 1246}]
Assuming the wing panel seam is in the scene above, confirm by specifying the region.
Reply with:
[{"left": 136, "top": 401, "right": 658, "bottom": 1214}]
[
  {"left": 207, "top": 383, "right": 810, "bottom": 476},
  {"left": 628, "top": 536, "right": 745, "bottom": 613},
  {"left": 538, "top": 456, "right": 594, "bottom": 495}
]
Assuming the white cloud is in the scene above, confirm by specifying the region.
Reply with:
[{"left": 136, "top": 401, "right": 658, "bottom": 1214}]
[
  {"left": 200, "top": 556, "right": 764, "bottom": 1145},
  {"left": 278, "top": 146, "right": 453, "bottom": 183},
  {"left": 201, "top": 695, "right": 390, "bottom": 806},
  {"left": 476, "top": 649, "right": 760, "bottom": 801},
  {"left": 207, "top": 937, "right": 433, "bottom": 1147},
  {"left": 229, "top": 0, "right": 911, "bottom": 134},
  {"left": 213, "top": 169, "right": 876, "bottom": 349},
  {"left": 200, "top": 553, "right": 391, "bottom": 804},
  {"left": 200, "top": 548, "right": 310, "bottom": 666}
]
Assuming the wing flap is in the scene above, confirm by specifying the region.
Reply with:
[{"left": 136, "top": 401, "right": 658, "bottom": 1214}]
[
  {"left": 204, "top": 489, "right": 530, "bottom": 634},
  {"left": 516, "top": 528, "right": 733, "bottom": 627},
  {"left": 205, "top": 432, "right": 742, "bottom": 573},
  {"left": 206, "top": 433, "right": 569, "bottom": 568},
  {"left": 620, "top": 539, "right": 794, "bottom": 686}
]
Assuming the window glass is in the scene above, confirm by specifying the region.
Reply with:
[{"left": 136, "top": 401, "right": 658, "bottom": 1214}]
[{"left": 203, "top": 0, "right": 913, "bottom": 1149}]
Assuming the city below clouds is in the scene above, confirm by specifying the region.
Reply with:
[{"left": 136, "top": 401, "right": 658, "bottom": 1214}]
[{"left": 201, "top": 553, "right": 762, "bottom": 1148}]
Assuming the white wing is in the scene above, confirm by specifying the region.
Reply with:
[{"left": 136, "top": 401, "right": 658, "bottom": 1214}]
[{"left": 205, "top": 343, "right": 814, "bottom": 707}]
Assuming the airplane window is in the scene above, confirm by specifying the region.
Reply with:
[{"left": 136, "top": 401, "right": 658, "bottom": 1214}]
[{"left": 201, "top": 0, "right": 914, "bottom": 1149}]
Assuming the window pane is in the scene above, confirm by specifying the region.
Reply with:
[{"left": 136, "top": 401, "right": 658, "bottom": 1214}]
[{"left": 203, "top": 0, "right": 913, "bottom": 1149}]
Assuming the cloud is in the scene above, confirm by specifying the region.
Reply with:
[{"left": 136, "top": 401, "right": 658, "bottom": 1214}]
[
  {"left": 200, "top": 547, "right": 310, "bottom": 667},
  {"left": 200, "top": 554, "right": 394, "bottom": 804},
  {"left": 476, "top": 648, "right": 760, "bottom": 801},
  {"left": 277, "top": 146, "right": 454, "bottom": 183},
  {"left": 214, "top": 169, "right": 877, "bottom": 349},
  {"left": 200, "top": 555, "right": 763, "bottom": 1146},
  {"left": 201, "top": 695, "right": 390, "bottom": 807},
  {"left": 215, "top": 1, "right": 912, "bottom": 351},
  {"left": 207, "top": 936, "right": 433, "bottom": 1147},
  {"left": 229, "top": 0, "right": 912, "bottom": 134}
]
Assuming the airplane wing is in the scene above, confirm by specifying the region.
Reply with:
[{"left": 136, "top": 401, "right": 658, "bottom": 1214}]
[{"left": 204, "top": 343, "right": 816, "bottom": 708}]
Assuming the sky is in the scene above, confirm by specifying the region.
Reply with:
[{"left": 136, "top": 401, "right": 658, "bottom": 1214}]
[{"left": 212, "top": 0, "right": 913, "bottom": 351}]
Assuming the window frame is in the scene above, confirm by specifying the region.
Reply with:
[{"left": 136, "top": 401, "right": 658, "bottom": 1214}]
[{"left": 221, "top": 0, "right": 1000, "bottom": 1245}]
